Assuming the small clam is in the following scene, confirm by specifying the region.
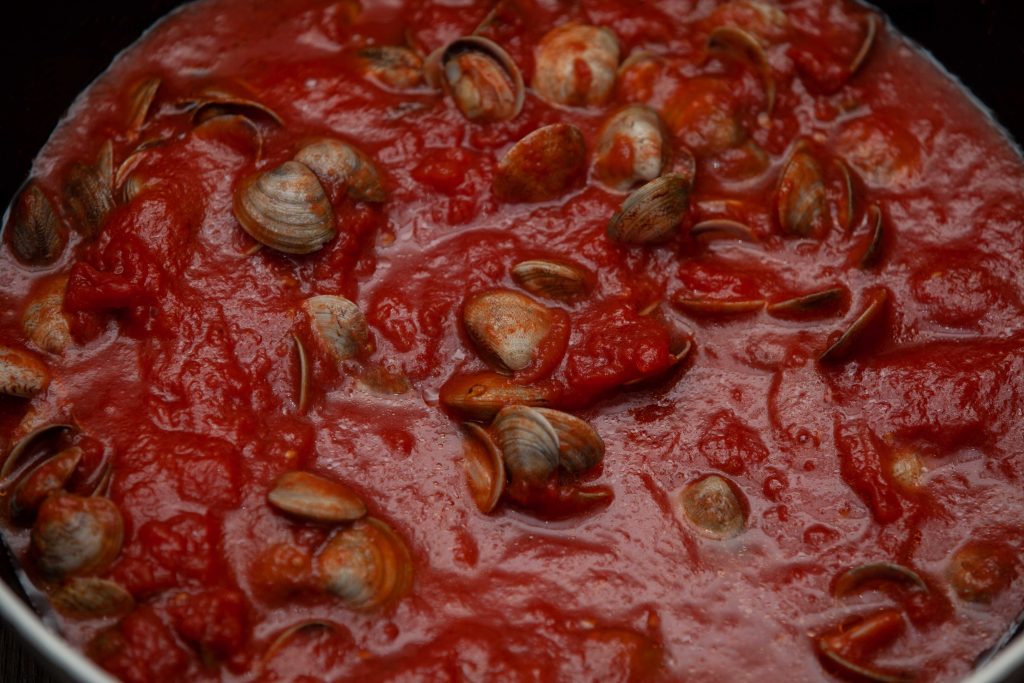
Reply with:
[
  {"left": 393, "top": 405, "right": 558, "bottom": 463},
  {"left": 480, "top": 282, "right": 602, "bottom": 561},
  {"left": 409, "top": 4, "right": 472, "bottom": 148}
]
[
  {"left": 463, "top": 289, "right": 553, "bottom": 374},
  {"left": 6, "top": 183, "right": 68, "bottom": 265},
  {"left": 833, "top": 562, "right": 929, "bottom": 598},
  {"left": 607, "top": 173, "right": 692, "bottom": 245},
  {"left": 676, "top": 475, "right": 745, "bottom": 539},
  {"left": 301, "top": 295, "right": 370, "bottom": 363},
  {"left": 776, "top": 144, "right": 826, "bottom": 237},
  {"left": 492, "top": 405, "right": 560, "bottom": 485},
  {"left": 294, "top": 139, "right": 386, "bottom": 203},
  {"left": 357, "top": 46, "right": 424, "bottom": 90},
  {"left": 462, "top": 423, "right": 505, "bottom": 514},
  {"left": 533, "top": 23, "right": 620, "bottom": 107},
  {"left": 427, "top": 37, "right": 523, "bottom": 122},
  {"left": 949, "top": 541, "right": 1016, "bottom": 603},
  {"left": 707, "top": 25, "right": 775, "bottom": 114},
  {"left": 819, "top": 288, "right": 888, "bottom": 364},
  {"left": 855, "top": 203, "right": 885, "bottom": 269},
  {"left": 1, "top": 424, "right": 73, "bottom": 479},
  {"left": 126, "top": 77, "right": 161, "bottom": 137},
  {"left": 767, "top": 287, "right": 845, "bottom": 318},
  {"left": 511, "top": 259, "right": 590, "bottom": 300},
  {"left": 233, "top": 161, "right": 336, "bottom": 254},
  {"left": 23, "top": 276, "right": 72, "bottom": 354},
  {"left": 268, "top": 471, "right": 366, "bottom": 523},
  {"left": 494, "top": 123, "right": 587, "bottom": 203},
  {"left": 315, "top": 517, "right": 412, "bottom": 610},
  {"left": 594, "top": 105, "right": 670, "bottom": 191},
  {"left": 439, "top": 371, "right": 554, "bottom": 420},
  {"left": 673, "top": 297, "right": 765, "bottom": 317},
  {"left": 31, "top": 493, "right": 124, "bottom": 580},
  {"left": 187, "top": 88, "right": 283, "bottom": 126},
  {"left": 532, "top": 408, "right": 605, "bottom": 475},
  {"left": 0, "top": 346, "right": 50, "bottom": 398},
  {"left": 63, "top": 143, "right": 115, "bottom": 237},
  {"left": 816, "top": 610, "right": 912, "bottom": 683},
  {"left": 690, "top": 219, "right": 758, "bottom": 243},
  {"left": 11, "top": 447, "right": 82, "bottom": 520},
  {"left": 53, "top": 577, "right": 134, "bottom": 618}
]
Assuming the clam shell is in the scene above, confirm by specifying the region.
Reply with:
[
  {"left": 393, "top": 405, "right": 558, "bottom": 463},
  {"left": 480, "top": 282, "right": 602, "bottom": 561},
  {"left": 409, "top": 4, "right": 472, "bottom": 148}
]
[
  {"left": 533, "top": 23, "right": 621, "bottom": 106},
  {"left": 816, "top": 610, "right": 912, "bottom": 683},
  {"left": 187, "top": 88, "right": 283, "bottom": 126},
  {"left": 833, "top": 562, "right": 928, "bottom": 597},
  {"left": 0, "top": 346, "right": 50, "bottom": 398},
  {"left": 11, "top": 447, "right": 83, "bottom": 520},
  {"left": 233, "top": 161, "right": 336, "bottom": 254},
  {"left": 776, "top": 144, "right": 826, "bottom": 237},
  {"left": 127, "top": 77, "right": 161, "bottom": 137},
  {"left": 677, "top": 475, "right": 745, "bottom": 540},
  {"left": 1, "top": 423, "right": 74, "bottom": 479},
  {"left": 690, "top": 219, "right": 758, "bottom": 243},
  {"left": 294, "top": 139, "right": 386, "bottom": 203},
  {"left": 494, "top": 124, "right": 587, "bottom": 203},
  {"left": 594, "top": 105, "right": 670, "bottom": 191},
  {"left": 63, "top": 142, "right": 114, "bottom": 237},
  {"left": 819, "top": 288, "right": 888, "bottom": 364},
  {"left": 301, "top": 295, "right": 370, "bottom": 363},
  {"left": 855, "top": 203, "right": 885, "bottom": 268},
  {"left": 53, "top": 577, "right": 134, "bottom": 618},
  {"left": 492, "top": 405, "right": 560, "bottom": 485},
  {"left": 462, "top": 423, "right": 506, "bottom": 514},
  {"left": 316, "top": 517, "right": 412, "bottom": 610},
  {"left": 429, "top": 36, "right": 524, "bottom": 122},
  {"left": 463, "top": 289, "right": 553, "bottom": 373},
  {"left": 607, "top": 173, "right": 692, "bottom": 245},
  {"left": 511, "top": 259, "right": 590, "bottom": 300},
  {"left": 357, "top": 46, "right": 424, "bottom": 90},
  {"left": 6, "top": 183, "right": 68, "bottom": 265},
  {"left": 533, "top": 408, "right": 605, "bottom": 474},
  {"left": 707, "top": 25, "right": 775, "bottom": 114},
  {"left": 268, "top": 471, "right": 367, "bottom": 523},
  {"left": 31, "top": 493, "right": 124, "bottom": 580},
  {"left": 439, "top": 371, "right": 554, "bottom": 420},
  {"left": 767, "top": 287, "right": 845, "bottom": 318},
  {"left": 22, "top": 276, "right": 72, "bottom": 354}
]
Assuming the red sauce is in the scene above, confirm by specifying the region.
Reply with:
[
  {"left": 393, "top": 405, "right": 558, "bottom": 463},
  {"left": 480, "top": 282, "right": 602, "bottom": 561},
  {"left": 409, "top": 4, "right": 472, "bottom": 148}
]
[{"left": 2, "top": 0, "right": 1024, "bottom": 681}]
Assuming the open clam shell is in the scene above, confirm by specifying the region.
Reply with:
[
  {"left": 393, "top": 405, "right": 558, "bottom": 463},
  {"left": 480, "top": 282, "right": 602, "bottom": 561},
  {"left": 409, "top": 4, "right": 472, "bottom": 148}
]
[
  {"left": 594, "top": 105, "right": 670, "bottom": 192},
  {"left": 494, "top": 123, "right": 587, "bottom": 203},
  {"left": 10, "top": 447, "right": 83, "bottom": 520},
  {"left": 533, "top": 23, "right": 620, "bottom": 107},
  {"left": 233, "top": 161, "right": 336, "bottom": 254},
  {"left": 462, "top": 423, "right": 506, "bottom": 514},
  {"left": 427, "top": 36, "right": 523, "bottom": 122}
]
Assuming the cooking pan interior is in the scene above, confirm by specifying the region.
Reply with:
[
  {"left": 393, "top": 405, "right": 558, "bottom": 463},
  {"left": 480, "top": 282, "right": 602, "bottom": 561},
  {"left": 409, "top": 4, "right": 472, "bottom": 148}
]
[{"left": 0, "top": 0, "right": 1023, "bottom": 681}]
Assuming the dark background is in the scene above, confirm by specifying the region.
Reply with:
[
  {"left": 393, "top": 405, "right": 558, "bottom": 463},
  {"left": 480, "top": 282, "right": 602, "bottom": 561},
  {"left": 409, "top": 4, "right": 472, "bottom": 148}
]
[{"left": 1, "top": 0, "right": 1023, "bottom": 680}]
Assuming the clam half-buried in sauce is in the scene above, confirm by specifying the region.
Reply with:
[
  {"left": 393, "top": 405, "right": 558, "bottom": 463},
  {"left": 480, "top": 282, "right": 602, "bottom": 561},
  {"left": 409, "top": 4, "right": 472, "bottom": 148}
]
[{"left": 2, "top": 0, "right": 1024, "bottom": 681}]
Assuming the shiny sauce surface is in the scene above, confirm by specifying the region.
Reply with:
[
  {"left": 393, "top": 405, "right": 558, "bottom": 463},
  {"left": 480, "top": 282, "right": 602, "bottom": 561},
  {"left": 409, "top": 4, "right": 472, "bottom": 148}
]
[{"left": 2, "top": 0, "right": 1024, "bottom": 681}]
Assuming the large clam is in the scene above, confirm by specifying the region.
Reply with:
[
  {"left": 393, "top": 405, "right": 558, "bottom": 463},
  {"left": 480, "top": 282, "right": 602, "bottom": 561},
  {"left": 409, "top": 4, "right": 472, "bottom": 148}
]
[
  {"left": 0, "top": 346, "right": 50, "bottom": 398},
  {"left": 594, "top": 105, "right": 671, "bottom": 192},
  {"left": 233, "top": 161, "right": 336, "bottom": 254},
  {"left": 268, "top": 471, "right": 366, "bottom": 523},
  {"left": 462, "top": 289, "right": 554, "bottom": 374},
  {"left": 439, "top": 371, "right": 554, "bottom": 420},
  {"left": 607, "top": 173, "right": 692, "bottom": 245},
  {"left": 533, "top": 24, "right": 620, "bottom": 107},
  {"left": 426, "top": 37, "right": 524, "bottom": 123},
  {"left": 675, "top": 475, "right": 745, "bottom": 540},
  {"left": 23, "top": 276, "right": 72, "bottom": 354},
  {"left": 31, "top": 493, "right": 124, "bottom": 580},
  {"left": 6, "top": 183, "right": 68, "bottom": 265},
  {"left": 492, "top": 405, "right": 605, "bottom": 485},
  {"left": 301, "top": 295, "right": 371, "bottom": 363},
  {"left": 776, "top": 143, "right": 827, "bottom": 237},
  {"left": 315, "top": 517, "right": 412, "bottom": 610},
  {"left": 494, "top": 123, "right": 587, "bottom": 203},
  {"left": 294, "top": 139, "right": 386, "bottom": 203}
]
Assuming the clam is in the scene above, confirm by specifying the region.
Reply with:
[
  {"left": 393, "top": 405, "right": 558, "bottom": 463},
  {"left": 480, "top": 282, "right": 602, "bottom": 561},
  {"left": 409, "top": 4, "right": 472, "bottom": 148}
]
[
  {"left": 533, "top": 23, "right": 620, "bottom": 107},
  {"left": 594, "top": 105, "right": 670, "bottom": 191},
  {"left": 426, "top": 37, "right": 523, "bottom": 122},
  {"left": 293, "top": 334, "right": 310, "bottom": 414},
  {"left": 268, "top": 471, "right": 366, "bottom": 523},
  {"left": 11, "top": 447, "right": 82, "bottom": 520},
  {"left": 31, "top": 493, "right": 124, "bottom": 580},
  {"left": 6, "top": 183, "right": 68, "bottom": 265},
  {"left": 776, "top": 143, "right": 826, "bottom": 237},
  {"left": 126, "top": 77, "right": 161, "bottom": 137},
  {"left": 187, "top": 88, "right": 283, "bottom": 127},
  {"left": 23, "top": 276, "right": 72, "bottom": 354},
  {"left": 532, "top": 408, "right": 605, "bottom": 474},
  {"left": 494, "top": 123, "right": 587, "bottom": 203},
  {"left": 193, "top": 114, "right": 262, "bottom": 162},
  {"left": 707, "top": 25, "right": 775, "bottom": 114},
  {"left": 233, "top": 161, "right": 336, "bottom": 254},
  {"left": 63, "top": 143, "right": 115, "bottom": 237},
  {"left": 439, "top": 371, "right": 554, "bottom": 420},
  {"left": 690, "top": 219, "right": 758, "bottom": 243},
  {"left": 315, "top": 517, "right": 413, "bottom": 610},
  {"left": 301, "top": 295, "right": 370, "bottom": 363},
  {"left": 855, "top": 203, "right": 885, "bottom": 268},
  {"left": 294, "top": 139, "right": 386, "bottom": 203},
  {"left": 832, "top": 158, "right": 859, "bottom": 232},
  {"left": 833, "top": 562, "right": 928, "bottom": 598},
  {"left": 819, "top": 288, "right": 888, "bottom": 364},
  {"left": 263, "top": 620, "right": 345, "bottom": 661},
  {"left": 0, "top": 346, "right": 50, "bottom": 398},
  {"left": 53, "top": 577, "right": 134, "bottom": 618},
  {"left": 462, "top": 423, "right": 505, "bottom": 514},
  {"left": 607, "top": 173, "right": 691, "bottom": 245},
  {"left": 816, "top": 610, "right": 912, "bottom": 683},
  {"left": 767, "top": 287, "right": 845, "bottom": 318},
  {"left": 673, "top": 297, "right": 765, "bottom": 317},
  {"left": 1, "top": 424, "right": 73, "bottom": 479},
  {"left": 463, "top": 289, "right": 553, "bottom": 374},
  {"left": 949, "top": 541, "right": 1016, "bottom": 603},
  {"left": 492, "top": 405, "right": 560, "bottom": 485},
  {"left": 511, "top": 259, "right": 591, "bottom": 300},
  {"left": 849, "top": 14, "right": 879, "bottom": 77},
  {"left": 676, "top": 475, "right": 745, "bottom": 539},
  {"left": 357, "top": 46, "right": 424, "bottom": 90}
]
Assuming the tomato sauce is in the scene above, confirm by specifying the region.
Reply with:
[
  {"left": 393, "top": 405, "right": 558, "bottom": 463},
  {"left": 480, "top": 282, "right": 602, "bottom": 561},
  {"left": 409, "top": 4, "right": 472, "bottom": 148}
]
[{"left": 2, "top": 0, "right": 1024, "bottom": 681}]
